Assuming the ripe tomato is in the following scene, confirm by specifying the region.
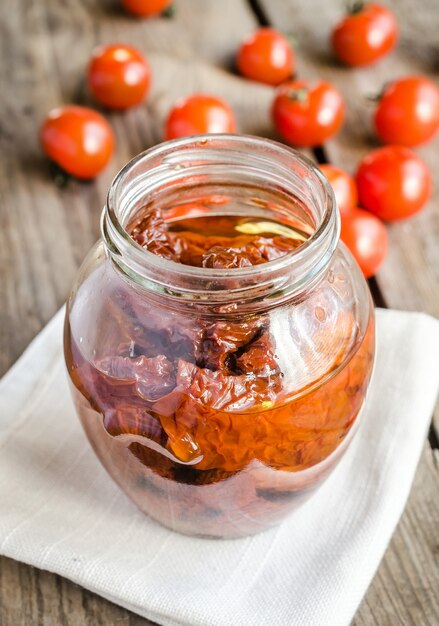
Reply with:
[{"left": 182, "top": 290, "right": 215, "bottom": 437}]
[
  {"left": 88, "top": 44, "right": 151, "bottom": 110},
  {"left": 236, "top": 27, "right": 295, "bottom": 86},
  {"left": 40, "top": 106, "right": 114, "bottom": 179},
  {"left": 340, "top": 207, "right": 388, "bottom": 277},
  {"left": 164, "top": 94, "right": 237, "bottom": 140},
  {"left": 122, "top": 0, "right": 172, "bottom": 17},
  {"left": 356, "top": 146, "right": 431, "bottom": 221},
  {"left": 272, "top": 80, "right": 345, "bottom": 146},
  {"left": 374, "top": 76, "right": 439, "bottom": 147},
  {"left": 331, "top": 3, "right": 398, "bottom": 66},
  {"left": 320, "top": 164, "right": 358, "bottom": 217}
]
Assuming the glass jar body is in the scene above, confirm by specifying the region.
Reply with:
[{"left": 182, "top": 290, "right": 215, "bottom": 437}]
[{"left": 65, "top": 239, "right": 374, "bottom": 538}]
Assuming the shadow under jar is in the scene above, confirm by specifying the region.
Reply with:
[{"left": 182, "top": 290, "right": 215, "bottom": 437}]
[{"left": 65, "top": 135, "right": 375, "bottom": 539}]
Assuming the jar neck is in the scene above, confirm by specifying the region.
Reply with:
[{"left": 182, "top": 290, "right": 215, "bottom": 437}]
[{"left": 102, "top": 135, "right": 339, "bottom": 313}]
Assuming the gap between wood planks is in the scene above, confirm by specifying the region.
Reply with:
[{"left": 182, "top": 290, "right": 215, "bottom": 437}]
[
  {"left": 246, "top": 0, "right": 439, "bottom": 451},
  {"left": 246, "top": 0, "right": 387, "bottom": 307}
]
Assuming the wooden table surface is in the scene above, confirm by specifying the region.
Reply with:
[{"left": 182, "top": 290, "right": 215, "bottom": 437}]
[{"left": 1, "top": 1, "right": 438, "bottom": 624}]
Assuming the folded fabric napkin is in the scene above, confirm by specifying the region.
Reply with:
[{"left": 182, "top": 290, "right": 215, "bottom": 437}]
[{"left": 0, "top": 308, "right": 438, "bottom": 626}]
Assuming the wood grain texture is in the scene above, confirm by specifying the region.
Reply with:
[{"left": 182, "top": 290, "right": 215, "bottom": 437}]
[
  {"left": 259, "top": 0, "right": 439, "bottom": 317},
  {"left": 0, "top": 1, "right": 263, "bottom": 624},
  {"left": 258, "top": 1, "right": 439, "bottom": 624},
  {"left": 0, "top": 0, "right": 438, "bottom": 624},
  {"left": 0, "top": 0, "right": 273, "bottom": 379},
  {"left": 0, "top": 555, "right": 153, "bottom": 626}
]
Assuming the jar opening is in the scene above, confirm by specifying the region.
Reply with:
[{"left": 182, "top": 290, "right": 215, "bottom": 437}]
[{"left": 103, "top": 134, "right": 339, "bottom": 309}]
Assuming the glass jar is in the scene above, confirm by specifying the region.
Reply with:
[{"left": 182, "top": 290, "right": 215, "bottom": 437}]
[{"left": 65, "top": 135, "right": 375, "bottom": 539}]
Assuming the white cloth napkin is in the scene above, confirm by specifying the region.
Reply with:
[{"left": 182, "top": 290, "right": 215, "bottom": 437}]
[{"left": 0, "top": 308, "right": 438, "bottom": 626}]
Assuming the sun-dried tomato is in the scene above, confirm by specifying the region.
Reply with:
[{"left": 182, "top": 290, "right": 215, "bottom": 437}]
[
  {"left": 195, "top": 318, "right": 266, "bottom": 370},
  {"left": 98, "top": 354, "right": 175, "bottom": 401},
  {"left": 130, "top": 208, "right": 304, "bottom": 267},
  {"left": 65, "top": 205, "right": 374, "bottom": 536}
]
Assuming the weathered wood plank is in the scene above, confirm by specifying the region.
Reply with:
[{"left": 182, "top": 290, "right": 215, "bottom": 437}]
[
  {"left": 352, "top": 444, "right": 439, "bottom": 626},
  {"left": 0, "top": 0, "right": 267, "bottom": 624},
  {"left": 0, "top": 554, "right": 154, "bottom": 626},
  {"left": 258, "top": 0, "right": 439, "bottom": 316},
  {"left": 258, "top": 1, "right": 439, "bottom": 624},
  {"left": 0, "top": 0, "right": 272, "bottom": 380},
  {"left": 1, "top": 0, "right": 438, "bottom": 623}
]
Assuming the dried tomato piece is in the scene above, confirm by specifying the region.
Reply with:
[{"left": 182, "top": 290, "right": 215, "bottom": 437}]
[
  {"left": 186, "top": 364, "right": 278, "bottom": 411},
  {"left": 105, "top": 407, "right": 165, "bottom": 442},
  {"left": 129, "top": 208, "right": 301, "bottom": 268},
  {"left": 98, "top": 354, "right": 176, "bottom": 401},
  {"left": 113, "top": 297, "right": 203, "bottom": 362},
  {"left": 196, "top": 318, "right": 266, "bottom": 370},
  {"left": 203, "top": 243, "right": 267, "bottom": 268},
  {"left": 254, "top": 236, "right": 301, "bottom": 261},
  {"left": 235, "top": 331, "right": 279, "bottom": 377},
  {"left": 151, "top": 358, "right": 282, "bottom": 470},
  {"left": 131, "top": 209, "right": 176, "bottom": 260}
]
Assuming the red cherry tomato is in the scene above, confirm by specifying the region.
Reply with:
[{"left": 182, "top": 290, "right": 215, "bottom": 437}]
[
  {"left": 122, "top": 0, "right": 172, "bottom": 17},
  {"left": 164, "top": 94, "right": 237, "bottom": 140},
  {"left": 341, "top": 207, "right": 388, "bottom": 278},
  {"left": 320, "top": 164, "right": 358, "bottom": 217},
  {"left": 88, "top": 44, "right": 151, "bottom": 110},
  {"left": 236, "top": 27, "right": 295, "bottom": 86},
  {"left": 331, "top": 3, "right": 398, "bottom": 66},
  {"left": 40, "top": 106, "right": 114, "bottom": 179},
  {"left": 356, "top": 146, "right": 431, "bottom": 221},
  {"left": 272, "top": 80, "right": 345, "bottom": 147},
  {"left": 374, "top": 76, "right": 439, "bottom": 147}
]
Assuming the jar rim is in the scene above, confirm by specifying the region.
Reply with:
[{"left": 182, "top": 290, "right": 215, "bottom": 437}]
[{"left": 103, "top": 134, "right": 339, "bottom": 307}]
